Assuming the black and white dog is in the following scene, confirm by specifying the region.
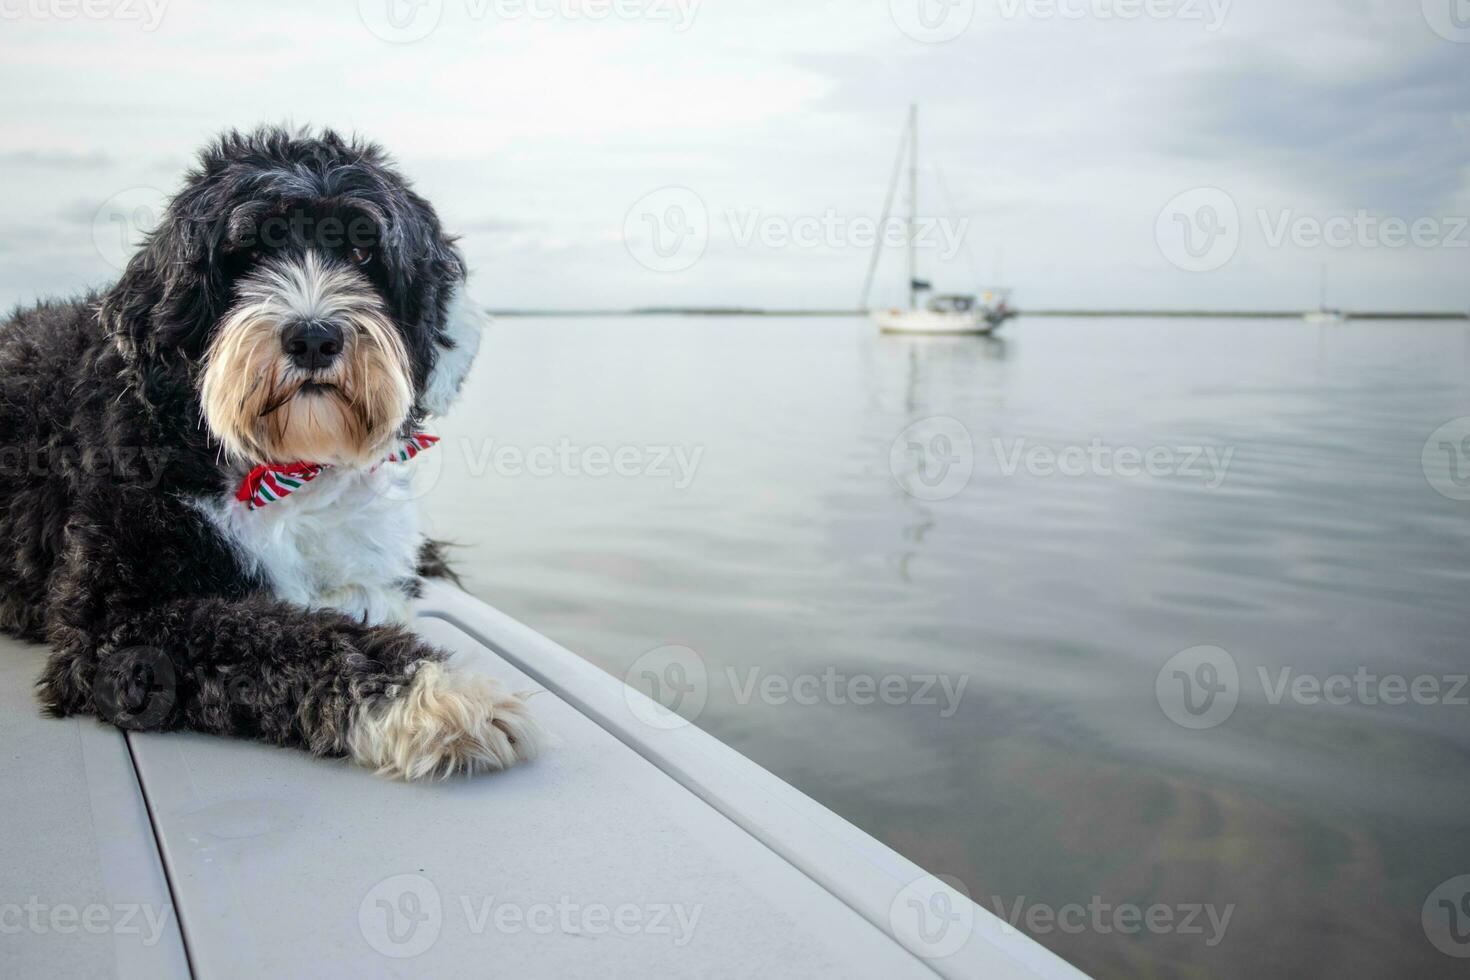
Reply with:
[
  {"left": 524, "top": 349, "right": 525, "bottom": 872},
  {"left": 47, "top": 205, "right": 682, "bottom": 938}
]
[{"left": 0, "top": 127, "right": 543, "bottom": 779}]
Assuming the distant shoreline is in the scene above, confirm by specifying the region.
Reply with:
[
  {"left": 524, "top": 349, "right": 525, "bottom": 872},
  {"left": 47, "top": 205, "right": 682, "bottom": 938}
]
[{"left": 488, "top": 308, "right": 1469, "bottom": 321}]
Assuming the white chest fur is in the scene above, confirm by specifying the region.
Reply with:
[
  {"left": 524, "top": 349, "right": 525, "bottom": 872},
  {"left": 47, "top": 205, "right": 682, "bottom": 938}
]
[{"left": 194, "top": 466, "right": 424, "bottom": 626}]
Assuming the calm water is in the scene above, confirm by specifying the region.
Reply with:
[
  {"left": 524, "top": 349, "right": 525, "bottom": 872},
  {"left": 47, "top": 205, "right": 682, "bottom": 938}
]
[{"left": 421, "top": 314, "right": 1470, "bottom": 979}]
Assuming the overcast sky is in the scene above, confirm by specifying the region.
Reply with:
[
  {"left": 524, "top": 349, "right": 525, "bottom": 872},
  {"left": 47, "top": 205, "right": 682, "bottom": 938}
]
[{"left": 1, "top": 0, "right": 1465, "bottom": 312}]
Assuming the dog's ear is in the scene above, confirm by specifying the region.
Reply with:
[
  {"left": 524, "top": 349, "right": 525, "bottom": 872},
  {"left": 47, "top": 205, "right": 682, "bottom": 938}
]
[
  {"left": 100, "top": 186, "right": 228, "bottom": 366},
  {"left": 419, "top": 271, "right": 485, "bottom": 417},
  {"left": 374, "top": 184, "right": 480, "bottom": 418},
  {"left": 410, "top": 227, "right": 482, "bottom": 417}
]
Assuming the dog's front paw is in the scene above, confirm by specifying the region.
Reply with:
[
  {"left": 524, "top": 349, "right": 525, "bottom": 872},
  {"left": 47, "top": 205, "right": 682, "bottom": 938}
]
[{"left": 347, "top": 661, "right": 545, "bottom": 780}]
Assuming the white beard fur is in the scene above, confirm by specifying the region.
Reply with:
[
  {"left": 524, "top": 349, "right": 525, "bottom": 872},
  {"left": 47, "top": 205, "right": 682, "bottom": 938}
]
[{"left": 195, "top": 282, "right": 487, "bottom": 623}]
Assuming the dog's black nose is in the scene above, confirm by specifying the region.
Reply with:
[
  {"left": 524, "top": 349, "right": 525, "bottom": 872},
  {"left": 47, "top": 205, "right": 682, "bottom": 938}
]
[{"left": 282, "top": 320, "right": 344, "bottom": 371}]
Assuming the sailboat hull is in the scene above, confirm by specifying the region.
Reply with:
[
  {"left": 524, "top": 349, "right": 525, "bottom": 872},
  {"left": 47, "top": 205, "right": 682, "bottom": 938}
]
[{"left": 871, "top": 309, "right": 994, "bottom": 334}]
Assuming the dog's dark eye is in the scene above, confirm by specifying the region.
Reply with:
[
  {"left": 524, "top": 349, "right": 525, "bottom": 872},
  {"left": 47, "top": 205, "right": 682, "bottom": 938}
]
[{"left": 349, "top": 246, "right": 373, "bottom": 266}]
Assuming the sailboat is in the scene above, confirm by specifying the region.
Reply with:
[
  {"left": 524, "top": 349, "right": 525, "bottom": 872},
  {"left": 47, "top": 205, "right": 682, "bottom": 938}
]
[
  {"left": 863, "top": 104, "right": 1013, "bottom": 335},
  {"left": 1304, "top": 265, "right": 1348, "bottom": 324}
]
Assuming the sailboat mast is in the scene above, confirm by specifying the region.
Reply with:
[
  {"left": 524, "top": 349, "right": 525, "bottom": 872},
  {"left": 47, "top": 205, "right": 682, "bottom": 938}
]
[
  {"left": 908, "top": 102, "right": 918, "bottom": 311},
  {"left": 859, "top": 109, "right": 912, "bottom": 311}
]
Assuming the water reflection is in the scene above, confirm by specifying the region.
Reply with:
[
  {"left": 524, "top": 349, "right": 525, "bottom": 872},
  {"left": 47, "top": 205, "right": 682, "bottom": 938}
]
[
  {"left": 886, "top": 335, "right": 1005, "bottom": 585},
  {"left": 428, "top": 314, "right": 1470, "bottom": 980}
]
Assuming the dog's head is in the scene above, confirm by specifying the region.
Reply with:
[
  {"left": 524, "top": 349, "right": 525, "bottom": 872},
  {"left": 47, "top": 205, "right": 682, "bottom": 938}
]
[{"left": 102, "top": 127, "right": 481, "bottom": 467}]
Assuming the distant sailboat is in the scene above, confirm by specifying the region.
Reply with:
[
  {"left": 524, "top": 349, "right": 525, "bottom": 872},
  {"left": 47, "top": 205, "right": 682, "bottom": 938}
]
[
  {"left": 1304, "top": 265, "right": 1348, "bottom": 324},
  {"left": 862, "top": 104, "right": 1013, "bottom": 335}
]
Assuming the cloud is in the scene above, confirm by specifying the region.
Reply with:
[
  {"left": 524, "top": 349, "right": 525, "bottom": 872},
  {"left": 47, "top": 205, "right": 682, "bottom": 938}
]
[
  {"left": 0, "top": 0, "right": 1464, "bottom": 311},
  {"left": 1158, "top": 41, "right": 1470, "bottom": 216}
]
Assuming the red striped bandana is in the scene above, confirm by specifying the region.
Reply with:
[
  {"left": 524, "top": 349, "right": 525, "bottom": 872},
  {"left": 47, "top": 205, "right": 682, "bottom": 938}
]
[{"left": 235, "top": 433, "right": 439, "bottom": 511}]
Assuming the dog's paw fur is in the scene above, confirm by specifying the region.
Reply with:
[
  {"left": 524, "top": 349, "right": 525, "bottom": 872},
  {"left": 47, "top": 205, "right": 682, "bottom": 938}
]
[{"left": 347, "top": 661, "right": 544, "bottom": 780}]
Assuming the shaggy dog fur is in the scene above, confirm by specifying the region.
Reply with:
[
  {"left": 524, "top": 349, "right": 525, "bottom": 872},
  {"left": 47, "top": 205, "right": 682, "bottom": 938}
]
[{"left": 0, "top": 127, "right": 541, "bottom": 779}]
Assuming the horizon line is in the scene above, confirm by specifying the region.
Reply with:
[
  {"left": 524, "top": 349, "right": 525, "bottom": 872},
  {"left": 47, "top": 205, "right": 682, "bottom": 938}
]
[{"left": 486, "top": 307, "right": 1470, "bottom": 320}]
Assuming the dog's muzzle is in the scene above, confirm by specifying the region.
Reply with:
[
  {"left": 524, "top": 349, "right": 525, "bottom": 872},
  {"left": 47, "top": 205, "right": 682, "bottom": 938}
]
[{"left": 199, "top": 251, "right": 413, "bottom": 467}]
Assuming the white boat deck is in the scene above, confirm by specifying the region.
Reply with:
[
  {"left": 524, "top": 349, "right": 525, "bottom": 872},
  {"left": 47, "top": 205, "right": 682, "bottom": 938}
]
[{"left": 0, "top": 581, "right": 1086, "bottom": 979}]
